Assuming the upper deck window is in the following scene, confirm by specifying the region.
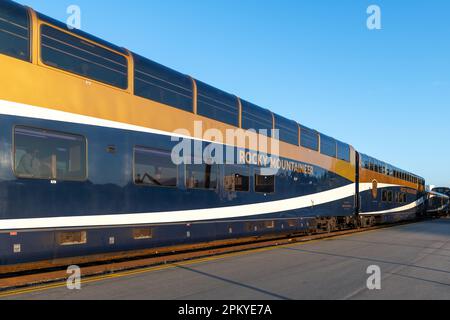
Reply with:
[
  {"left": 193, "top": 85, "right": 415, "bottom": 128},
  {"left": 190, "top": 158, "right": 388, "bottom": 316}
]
[
  {"left": 134, "top": 54, "right": 193, "bottom": 112},
  {"left": 274, "top": 114, "right": 299, "bottom": 145},
  {"left": 14, "top": 126, "right": 87, "bottom": 181},
  {"left": 241, "top": 100, "right": 273, "bottom": 137},
  {"left": 300, "top": 125, "right": 319, "bottom": 151},
  {"left": 196, "top": 81, "right": 239, "bottom": 127},
  {"left": 40, "top": 25, "right": 128, "bottom": 89},
  {"left": 0, "top": 1, "right": 30, "bottom": 61},
  {"left": 337, "top": 142, "right": 350, "bottom": 162},
  {"left": 320, "top": 134, "right": 337, "bottom": 158}
]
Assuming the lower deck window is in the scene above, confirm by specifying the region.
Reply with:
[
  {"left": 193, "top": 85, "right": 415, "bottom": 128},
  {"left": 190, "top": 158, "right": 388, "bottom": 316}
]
[
  {"left": 14, "top": 126, "right": 87, "bottom": 181},
  {"left": 134, "top": 147, "right": 177, "bottom": 187},
  {"left": 265, "top": 221, "right": 275, "bottom": 229},
  {"left": 58, "top": 231, "right": 87, "bottom": 246},
  {"left": 288, "top": 220, "right": 297, "bottom": 227},
  {"left": 382, "top": 190, "right": 393, "bottom": 202},
  {"left": 401, "top": 193, "right": 407, "bottom": 203},
  {"left": 133, "top": 228, "right": 153, "bottom": 240}
]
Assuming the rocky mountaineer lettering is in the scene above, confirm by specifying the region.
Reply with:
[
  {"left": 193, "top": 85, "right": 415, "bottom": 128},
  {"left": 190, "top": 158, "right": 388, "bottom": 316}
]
[{"left": 239, "top": 150, "right": 314, "bottom": 175}]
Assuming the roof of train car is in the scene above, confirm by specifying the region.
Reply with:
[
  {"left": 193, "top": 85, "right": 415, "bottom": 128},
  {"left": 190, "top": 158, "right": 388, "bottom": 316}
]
[{"left": 428, "top": 190, "right": 450, "bottom": 199}]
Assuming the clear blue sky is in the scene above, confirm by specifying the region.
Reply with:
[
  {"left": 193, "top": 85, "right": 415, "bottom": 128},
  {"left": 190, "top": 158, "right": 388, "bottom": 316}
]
[{"left": 19, "top": 0, "right": 450, "bottom": 187}]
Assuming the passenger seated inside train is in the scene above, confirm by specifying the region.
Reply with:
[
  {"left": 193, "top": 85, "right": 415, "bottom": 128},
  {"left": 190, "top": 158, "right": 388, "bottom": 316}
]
[
  {"left": 16, "top": 148, "right": 41, "bottom": 177},
  {"left": 16, "top": 148, "right": 52, "bottom": 179}
]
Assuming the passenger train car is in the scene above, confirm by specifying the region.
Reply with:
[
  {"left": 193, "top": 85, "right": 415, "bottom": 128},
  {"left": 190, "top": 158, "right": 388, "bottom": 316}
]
[
  {"left": 0, "top": 0, "right": 427, "bottom": 270},
  {"left": 427, "top": 188, "right": 450, "bottom": 215},
  {"left": 432, "top": 187, "right": 450, "bottom": 198}
]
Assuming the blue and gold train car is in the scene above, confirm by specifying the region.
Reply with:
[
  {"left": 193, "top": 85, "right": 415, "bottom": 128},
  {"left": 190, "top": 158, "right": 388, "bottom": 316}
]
[
  {"left": 0, "top": 0, "right": 426, "bottom": 270},
  {"left": 358, "top": 154, "right": 426, "bottom": 225},
  {"left": 427, "top": 189, "right": 450, "bottom": 216}
]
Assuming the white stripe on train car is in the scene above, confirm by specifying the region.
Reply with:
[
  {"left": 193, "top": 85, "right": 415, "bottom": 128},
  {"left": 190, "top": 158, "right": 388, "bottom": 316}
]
[
  {"left": 0, "top": 183, "right": 417, "bottom": 230},
  {"left": 0, "top": 183, "right": 357, "bottom": 230},
  {"left": 359, "top": 196, "right": 425, "bottom": 216},
  {"left": 0, "top": 99, "right": 212, "bottom": 143}
]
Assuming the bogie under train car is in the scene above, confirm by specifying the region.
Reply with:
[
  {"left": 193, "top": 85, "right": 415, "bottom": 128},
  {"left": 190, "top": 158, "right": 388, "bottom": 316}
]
[{"left": 0, "top": 0, "right": 427, "bottom": 270}]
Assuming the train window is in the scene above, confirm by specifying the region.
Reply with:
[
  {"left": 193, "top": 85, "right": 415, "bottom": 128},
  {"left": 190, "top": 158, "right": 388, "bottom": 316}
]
[
  {"left": 224, "top": 164, "right": 250, "bottom": 192},
  {"left": 388, "top": 191, "right": 393, "bottom": 202},
  {"left": 134, "top": 54, "right": 193, "bottom": 113},
  {"left": 58, "top": 231, "right": 87, "bottom": 246},
  {"left": 274, "top": 114, "right": 299, "bottom": 145},
  {"left": 394, "top": 192, "right": 399, "bottom": 203},
  {"left": 186, "top": 163, "right": 218, "bottom": 190},
  {"left": 241, "top": 100, "right": 273, "bottom": 137},
  {"left": 40, "top": 24, "right": 128, "bottom": 89},
  {"left": 300, "top": 125, "right": 319, "bottom": 151},
  {"left": 134, "top": 147, "right": 177, "bottom": 187},
  {"left": 382, "top": 190, "right": 388, "bottom": 202},
  {"left": 337, "top": 142, "right": 350, "bottom": 162},
  {"left": 0, "top": 1, "right": 30, "bottom": 61},
  {"left": 133, "top": 228, "right": 153, "bottom": 240},
  {"left": 196, "top": 80, "right": 239, "bottom": 127},
  {"left": 265, "top": 221, "right": 275, "bottom": 229},
  {"left": 14, "top": 126, "right": 87, "bottom": 181},
  {"left": 287, "top": 220, "right": 297, "bottom": 227},
  {"left": 320, "top": 134, "right": 337, "bottom": 158},
  {"left": 255, "top": 170, "right": 275, "bottom": 194}
]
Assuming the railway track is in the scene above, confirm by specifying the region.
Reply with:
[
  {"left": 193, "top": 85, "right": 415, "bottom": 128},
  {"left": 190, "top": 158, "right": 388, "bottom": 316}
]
[{"left": 0, "top": 218, "right": 431, "bottom": 292}]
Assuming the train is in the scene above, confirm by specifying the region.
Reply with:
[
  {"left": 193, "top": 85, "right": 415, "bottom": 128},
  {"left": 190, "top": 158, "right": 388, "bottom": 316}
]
[
  {"left": 0, "top": 0, "right": 432, "bottom": 270},
  {"left": 427, "top": 188, "right": 450, "bottom": 216}
]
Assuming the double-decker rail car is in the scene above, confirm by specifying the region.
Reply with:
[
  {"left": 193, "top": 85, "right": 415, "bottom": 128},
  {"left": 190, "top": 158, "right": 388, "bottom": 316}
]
[
  {"left": 426, "top": 190, "right": 450, "bottom": 216},
  {"left": 0, "top": 0, "right": 426, "bottom": 270},
  {"left": 358, "top": 154, "right": 426, "bottom": 225}
]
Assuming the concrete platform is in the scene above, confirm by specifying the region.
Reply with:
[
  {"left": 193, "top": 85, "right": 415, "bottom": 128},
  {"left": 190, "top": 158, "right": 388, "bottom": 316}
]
[{"left": 2, "top": 218, "right": 450, "bottom": 300}]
